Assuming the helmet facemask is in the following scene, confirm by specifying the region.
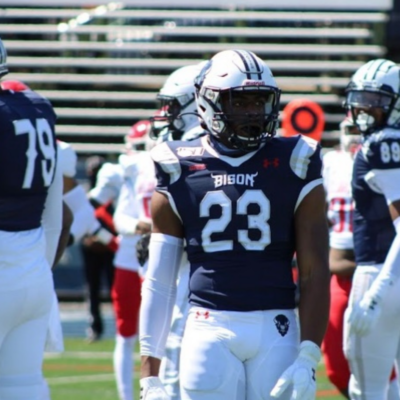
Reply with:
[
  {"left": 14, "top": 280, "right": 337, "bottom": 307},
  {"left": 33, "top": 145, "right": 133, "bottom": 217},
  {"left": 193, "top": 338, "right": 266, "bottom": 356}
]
[
  {"left": 154, "top": 93, "right": 196, "bottom": 141},
  {"left": 199, "top": 85, "right": 280, "bottom": 152},
  {"left": 344, "top": 59, "right": 400, "bottom": 135},
  {"left": 195, "top": 50, "right": 281, "bottom": 153},
  {"left": 345, "top": 87, "right": 396, "bottom": 135}
]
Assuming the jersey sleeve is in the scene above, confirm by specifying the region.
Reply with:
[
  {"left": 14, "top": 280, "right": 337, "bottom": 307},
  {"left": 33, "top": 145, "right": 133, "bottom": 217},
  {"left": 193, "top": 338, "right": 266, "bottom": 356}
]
[
  {"left": 290, "top": 135, "right": 323, "bottom": 182},
  {"left": 289, "top": 135, "right": 323, "bottom": 211},
  {"left": 89, "top": 163, "right": 123, "bottom": 205},
  {"left": 150, "top": 142, "right": 182, "bottom": 193},
  {"left": 362, "top": 130, "right": 400, "bottom": 203}
]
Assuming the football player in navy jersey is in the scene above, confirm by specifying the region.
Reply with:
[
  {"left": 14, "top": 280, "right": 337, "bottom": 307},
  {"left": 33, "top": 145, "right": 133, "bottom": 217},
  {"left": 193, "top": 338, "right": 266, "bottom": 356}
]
[
  {"left": 342, "top": 59, "right": 400, "bottom": 400},
  {"left": 139, "top": 49, "right": 330, "bottom": 400},
  {"left": 0, "top": 38, "right": 71, "bottom": 400}
]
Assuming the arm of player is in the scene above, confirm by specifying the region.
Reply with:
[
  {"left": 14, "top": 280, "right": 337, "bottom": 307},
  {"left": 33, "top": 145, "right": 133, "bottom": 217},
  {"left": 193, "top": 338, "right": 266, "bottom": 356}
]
[
  {"left": 348, "top": 200, "right": 400, "bottom": 336},
  {"left": 53, "top": 202, "right": 73, "bottom": 267},
  {"left": 42, "top": 163, "right": 73, "bottom": 268},
  {"left": 140, "top": 191, "right": 184, "bottom": 399},
  {"left": 113, "top": 208, "right": 151, "bottom": 236},
  {"left": 347, "top": 167, "right": 400, "bottom": 336},
  {"left": 295, "top": 183, "right": 330, "bottom": 346},
  {"left": 271, "top": 183, "right": 330, "bottom": 400}
]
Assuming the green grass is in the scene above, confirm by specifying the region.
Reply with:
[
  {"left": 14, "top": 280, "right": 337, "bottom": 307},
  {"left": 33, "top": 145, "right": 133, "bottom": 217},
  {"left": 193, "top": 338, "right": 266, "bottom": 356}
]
[{"left": 44, "top": 338, "right": 344, "bottom": 399}]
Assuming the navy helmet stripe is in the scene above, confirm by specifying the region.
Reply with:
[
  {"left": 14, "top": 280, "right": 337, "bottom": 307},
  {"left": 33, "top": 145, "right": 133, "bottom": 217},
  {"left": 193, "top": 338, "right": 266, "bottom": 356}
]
[{"left": 234, "top": 50, "right": 252, "bottom": 79}]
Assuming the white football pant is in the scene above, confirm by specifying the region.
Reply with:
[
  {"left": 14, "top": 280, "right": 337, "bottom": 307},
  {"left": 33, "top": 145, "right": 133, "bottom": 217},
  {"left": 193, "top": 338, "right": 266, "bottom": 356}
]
[
  {"left": 44, "top": 291, "right": 64, "bottom": 353},
  {"left": 344, "top": 265, "right": 400, "bottom": 400},
  {"left": 180, "top": 307, "right": 299, "bottom": 400},
  {"left": 0, "top": 273, "right": 53, "bottom": 400}
]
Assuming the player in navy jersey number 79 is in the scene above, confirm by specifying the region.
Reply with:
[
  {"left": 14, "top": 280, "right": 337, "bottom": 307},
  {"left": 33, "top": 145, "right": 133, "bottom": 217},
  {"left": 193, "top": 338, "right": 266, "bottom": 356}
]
[
  {"left": 342, "top": 59, "right": 400, "bottom": 400},
  {"left": 139, "top": 49, "right": 330, "bottom": 400},
  {"left": 0, "top": 38, "right": 71, "bottom": 400}
]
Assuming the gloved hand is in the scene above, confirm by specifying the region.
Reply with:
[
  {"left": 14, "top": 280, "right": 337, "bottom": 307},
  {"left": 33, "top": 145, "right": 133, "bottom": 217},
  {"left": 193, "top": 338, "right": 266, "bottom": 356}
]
[
  {"left": 346, "top": 289, "right": 381, "bottom": 337},
  {"left": 140, "top": 376, "right": 170, "bottom": 400},
  {"left": 136, "top": 233, "right": 151, "bottom": 267},
  {"left": 347, "top": 273, "right": 393, "bottom": 336},
  {"left": 270, "top": 341, "right": 321, "bottom": 400}
]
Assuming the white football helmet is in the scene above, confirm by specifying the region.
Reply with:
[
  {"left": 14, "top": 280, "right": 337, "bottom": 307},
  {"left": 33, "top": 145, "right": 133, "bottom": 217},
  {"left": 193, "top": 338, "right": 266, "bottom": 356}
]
[
  {"left": 0, "top": 38, "right": 8, "bottom": 78},
  {"left": 344, "top": 59, "right": 400, "bottom": 134},
  {"left": 153, "top": 63, "right": 204, "bottom": 141},
  {"left": 195, "top": 49, "right": 281, "bottom": 151},
  {"left": 339, "top": 115, "right": 361, "bottom": 155},
  {"left": 125, "top": 119, "right": 153, "bottom": 153}
]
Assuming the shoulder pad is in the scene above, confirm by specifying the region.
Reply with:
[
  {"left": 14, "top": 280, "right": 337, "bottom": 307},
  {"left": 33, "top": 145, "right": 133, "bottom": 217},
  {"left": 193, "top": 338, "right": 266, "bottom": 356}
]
[
  {"left": 289, "top": 135, "right": 321, "bottom": 179},
  {"left": 151, "top": 142, "right": 182, "bottom": 185}
]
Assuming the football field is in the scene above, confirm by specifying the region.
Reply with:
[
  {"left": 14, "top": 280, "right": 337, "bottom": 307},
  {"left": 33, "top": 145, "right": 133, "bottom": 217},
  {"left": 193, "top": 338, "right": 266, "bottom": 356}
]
[{"left": 44, "top": 338, "right": 344, "bottom": 400}]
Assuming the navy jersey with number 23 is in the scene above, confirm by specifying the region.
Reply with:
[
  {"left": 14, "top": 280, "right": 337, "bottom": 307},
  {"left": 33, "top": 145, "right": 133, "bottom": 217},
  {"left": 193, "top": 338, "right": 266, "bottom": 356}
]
[
  {"left": 151, "top": 134, "right": 322, "bottom": 312},
  {"left": 0, "top": 89, "right": 57, "bottom": 231}
]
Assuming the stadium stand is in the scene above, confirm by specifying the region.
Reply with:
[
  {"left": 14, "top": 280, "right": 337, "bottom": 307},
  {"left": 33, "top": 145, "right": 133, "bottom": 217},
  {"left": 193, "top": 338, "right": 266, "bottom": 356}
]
[{"left": 0, "top": 1, "right": 390, "bottom": 153}]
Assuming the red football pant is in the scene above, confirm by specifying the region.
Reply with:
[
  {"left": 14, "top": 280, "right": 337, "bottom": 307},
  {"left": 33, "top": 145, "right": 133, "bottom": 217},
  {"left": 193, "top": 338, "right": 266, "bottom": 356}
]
[
  {"left": 111, "top": 268, "right": 142, "bottom": 337},
  {"left": 322, "top": 274, "right": 352, "bottom": 392}
]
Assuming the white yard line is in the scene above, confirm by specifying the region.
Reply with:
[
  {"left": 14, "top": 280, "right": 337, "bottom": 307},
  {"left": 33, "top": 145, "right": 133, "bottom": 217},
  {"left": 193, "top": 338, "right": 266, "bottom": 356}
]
[
  {"left": 47, "top": 373, "right": 115, "bottom": 385},
  {"left": 45, "top": 351, "right": 140, "bottom": 360}
]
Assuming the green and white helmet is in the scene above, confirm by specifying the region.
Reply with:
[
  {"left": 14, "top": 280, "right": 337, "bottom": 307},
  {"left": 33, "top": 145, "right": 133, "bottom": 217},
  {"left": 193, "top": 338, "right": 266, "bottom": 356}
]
[
  {"left": 0, "top": 38, "right": 8, "bottom": 78},
  {"left": 344, "top": 59, "right": 400, "bottom": 134}
]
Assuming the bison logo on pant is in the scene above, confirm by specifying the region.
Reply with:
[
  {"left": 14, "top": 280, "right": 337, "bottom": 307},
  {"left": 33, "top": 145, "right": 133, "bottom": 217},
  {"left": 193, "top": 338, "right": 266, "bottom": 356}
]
[{"left": 274, "top": 314, "right": 290, "bottom": 337}]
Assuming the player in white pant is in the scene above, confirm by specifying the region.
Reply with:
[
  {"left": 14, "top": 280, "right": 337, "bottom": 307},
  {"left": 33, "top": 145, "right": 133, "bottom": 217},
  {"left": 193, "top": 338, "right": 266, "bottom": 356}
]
[
  {"left": 148, "top": 62, "right": 207, "bottom": 399},
  {"left": 140, "top": 50, "right": 330, "bottom": 400},
  {"left": 112, "top": 120, "right": 157, "bottom": 400},
  {"left": 0, "top": 39, "right": 71, "bottom": 400},
  {"left": 343, "top": 59, "right": 400, "bottom": 400}
]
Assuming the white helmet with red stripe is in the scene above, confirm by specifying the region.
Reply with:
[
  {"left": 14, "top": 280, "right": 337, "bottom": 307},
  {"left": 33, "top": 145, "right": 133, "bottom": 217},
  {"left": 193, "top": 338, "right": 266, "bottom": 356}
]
[
  {"left": 125, "top": 119, "right": 153, "bottom": 153},
  {"left": 1, "top": 80, "right": 29, "bottom": 92}
]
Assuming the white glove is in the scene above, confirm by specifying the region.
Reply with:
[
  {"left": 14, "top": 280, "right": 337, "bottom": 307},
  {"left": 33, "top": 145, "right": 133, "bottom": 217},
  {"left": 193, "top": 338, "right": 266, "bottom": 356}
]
[
  {"left": 346, "top": 289, "right": 382, "bottom": 337},
  {"left": 140, "top": 377, "right": 170, "bottom": 400},
  {"left": 347, "top": 273, "right": 393, "bottom": 337},
  {"left": 270, "top": 341, "right": 321, "bottom": 400}
]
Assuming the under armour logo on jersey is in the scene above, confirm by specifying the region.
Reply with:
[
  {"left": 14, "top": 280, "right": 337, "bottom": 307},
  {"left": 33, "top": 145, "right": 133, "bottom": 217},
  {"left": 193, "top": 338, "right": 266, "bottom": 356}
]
[
  {"left": 263, "top": 158, "right": 279, "bottom": 168},
  {"left": 274, "top": 314, "right": 290, "bottom": 336},
  {"left": 312, "top": 368, "right": 316, "bottom": 381}
]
